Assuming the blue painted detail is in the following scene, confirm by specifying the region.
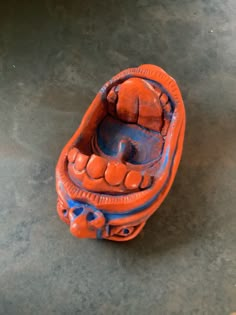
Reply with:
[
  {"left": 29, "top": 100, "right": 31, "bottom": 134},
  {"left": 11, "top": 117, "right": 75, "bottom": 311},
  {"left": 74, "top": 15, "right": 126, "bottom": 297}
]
[
  {"left": 96, "top": 229, "right": 103, "bottom": 239},
  {"left": 97, "top": 116, "right": 163, "bottom": 164},
  {"left": 123, "top": 229, "right": 129, "bottom": 234},
  {"left": 103, "top": 190, "right": 161, "bottom": 221},
  {"left": 106, "top": 225, "right": 110, "bottom": 235},
  {"left": 87, "top": 212, "right": 95, "bottom": 221},
  {"left": 103, "top": 145, "right": 177, "bottom": 221},
  {"left": 64, "top": 142, "right": 177, "bottom": 222},
  {"left": 158, "top": 146, "right": 170, "bottom": 174},
  {"left": 67, "top": 198, "right": 86, "bottom": 210},
  {"left": 73, "top": 207, "right": 83, "bottom": 217}
]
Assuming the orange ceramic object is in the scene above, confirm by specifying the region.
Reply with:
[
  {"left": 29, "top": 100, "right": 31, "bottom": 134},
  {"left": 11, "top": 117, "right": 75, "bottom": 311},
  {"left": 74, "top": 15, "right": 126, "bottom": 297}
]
[{"left": 56, "top": 64, "right": 186, "bottom": 241}]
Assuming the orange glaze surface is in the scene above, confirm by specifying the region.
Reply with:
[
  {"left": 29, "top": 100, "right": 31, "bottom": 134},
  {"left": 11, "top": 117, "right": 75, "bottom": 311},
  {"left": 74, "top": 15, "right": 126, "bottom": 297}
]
[{"left": 56, "top": 64, "right": 185, "bottom": 241}]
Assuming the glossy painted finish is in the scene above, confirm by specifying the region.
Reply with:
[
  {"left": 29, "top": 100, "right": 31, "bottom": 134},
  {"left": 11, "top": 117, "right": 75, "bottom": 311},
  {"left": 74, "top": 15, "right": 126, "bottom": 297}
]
[{"left": 56, "top": 64, "right": 186, "bottom": 241}]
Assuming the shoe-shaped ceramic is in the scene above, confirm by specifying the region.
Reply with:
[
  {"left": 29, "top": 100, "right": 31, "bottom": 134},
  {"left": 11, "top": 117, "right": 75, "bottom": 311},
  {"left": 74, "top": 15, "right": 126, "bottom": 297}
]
[{"left": 56, "top": 64, "right": 185, "bottom": 241}]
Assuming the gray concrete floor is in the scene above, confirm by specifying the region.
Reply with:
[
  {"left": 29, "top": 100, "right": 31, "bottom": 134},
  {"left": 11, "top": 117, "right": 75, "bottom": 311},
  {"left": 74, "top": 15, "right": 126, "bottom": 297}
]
[{"left": 0, "top": 1, "right": 236, "bottom": 314}]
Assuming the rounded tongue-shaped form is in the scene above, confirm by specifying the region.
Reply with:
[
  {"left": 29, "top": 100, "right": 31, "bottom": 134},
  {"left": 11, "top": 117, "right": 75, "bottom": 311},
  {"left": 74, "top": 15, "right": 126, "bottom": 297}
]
[
  {"left": 116, "top": 138, "right": 132, "bottom": 162},
  {"left": 108, "top": 78, "right": 163, "bottom": 132}
]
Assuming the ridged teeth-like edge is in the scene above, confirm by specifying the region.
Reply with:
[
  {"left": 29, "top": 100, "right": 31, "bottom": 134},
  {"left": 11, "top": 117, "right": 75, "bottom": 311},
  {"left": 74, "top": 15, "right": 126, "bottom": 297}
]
[
  {"left": 104, "top": 161, "right": 128, "bottom": 186},
  {"left": 69, "top": 149, "right": 154, "bottom": 192},
  {"left": 68, "top": 147, "right": 79, "bottom": 163},
  {"left": 124, "top": 170, "right": 142, "bottom": 190},
  {"left": 140, "top": 174, "right": 152, "bottom": 189},
  {"left": 86, "top": 154, "right": 108, "bottom": 179},
  {"left": 74, "top": 151, "right": 89, "bottom": 171}
]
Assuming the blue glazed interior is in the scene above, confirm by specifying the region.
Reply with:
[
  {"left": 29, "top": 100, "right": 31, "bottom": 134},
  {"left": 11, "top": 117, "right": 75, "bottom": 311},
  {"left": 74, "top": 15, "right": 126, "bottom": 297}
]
[{"left": 97, "top": 116, "right": 163, "bottom": 164}]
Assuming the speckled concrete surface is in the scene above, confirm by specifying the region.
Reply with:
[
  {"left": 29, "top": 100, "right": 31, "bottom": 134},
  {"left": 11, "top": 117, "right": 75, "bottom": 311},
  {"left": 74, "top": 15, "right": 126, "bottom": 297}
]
[{"left": 0, "top": 1, "right": 236, "bottom": 314}]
